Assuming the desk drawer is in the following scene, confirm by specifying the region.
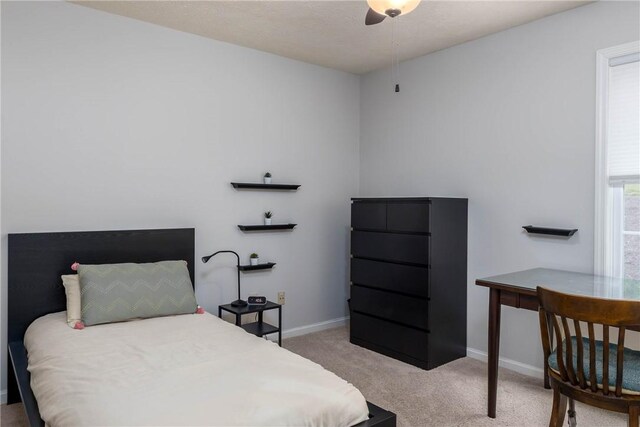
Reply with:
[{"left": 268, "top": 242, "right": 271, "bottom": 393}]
[
  {"left": 350, "top": 312, "right": 428, "bottom": 362},
  {"left": 351, "top": 258, "right": 428, "bottom": 298},
  {"left": 351, "top": 285, "right": 428, "bottom": 330},
  {"left": 500, "top": 291, "right": 539, "bottom": 310},
  {"left": 351, "top": 231, "right": 429, "bottom": 265}
]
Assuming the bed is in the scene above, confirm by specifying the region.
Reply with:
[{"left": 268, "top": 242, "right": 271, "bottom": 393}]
[{"left": 7, "top": 228, "right": 395, "bottom": 427}]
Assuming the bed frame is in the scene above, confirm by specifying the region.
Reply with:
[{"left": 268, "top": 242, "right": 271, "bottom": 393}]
[{"left": 7, "top": 228, "right": 395, "bottom": 427}]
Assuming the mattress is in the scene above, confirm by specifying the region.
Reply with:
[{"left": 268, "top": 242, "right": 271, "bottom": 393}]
[{"left": 24, "top": 312, "right": 370, "bottom": 427}]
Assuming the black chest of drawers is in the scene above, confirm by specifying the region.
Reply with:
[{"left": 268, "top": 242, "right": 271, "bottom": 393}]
[{"left": 349, "top": 197, "right": 468, "bottom": 370}]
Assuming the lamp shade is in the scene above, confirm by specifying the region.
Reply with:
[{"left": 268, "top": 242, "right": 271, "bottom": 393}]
[{"left": 367, "top": 0, "right": 420, "bottom": 17}]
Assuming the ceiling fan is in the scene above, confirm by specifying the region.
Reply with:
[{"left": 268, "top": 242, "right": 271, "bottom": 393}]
[
  {"left": 365, "top": 0, "right": 421, "bottom": 25},
  {"left": 364, "top": 0, "right": 422, "bottom": 93}
]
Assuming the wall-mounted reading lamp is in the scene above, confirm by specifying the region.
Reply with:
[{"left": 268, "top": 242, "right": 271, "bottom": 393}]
[{"left": 201, "top": 250, "right": 247, "bottom": 307}]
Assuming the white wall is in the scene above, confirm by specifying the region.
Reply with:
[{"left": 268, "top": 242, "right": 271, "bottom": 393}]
[
  {"left": 359, "top": 1, "right": 640, "bottom": 372},
  {"left": 0, "top": 1, "right": 360, "bottom": 394},
  {"left": 2, "top": 0, "right": 639, "bottom": 402}
]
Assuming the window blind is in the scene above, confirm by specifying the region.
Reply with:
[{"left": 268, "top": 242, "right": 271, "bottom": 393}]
[
  {"left": 607, "top": 59, "right": 639, "bottom": 180},
  {"left": 609, "top": 52, "right": 640, "bottom": 67}
]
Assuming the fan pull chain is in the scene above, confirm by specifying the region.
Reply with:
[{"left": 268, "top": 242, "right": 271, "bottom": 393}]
[
  {"left": 391, "top": 17, "right": 400, "bottom": 93},
  {"left": 390, "top": 18, "right": 394, "bottom": 92},
  {"left": 396, "top": 27, "right": 400, "bottom": 93}
]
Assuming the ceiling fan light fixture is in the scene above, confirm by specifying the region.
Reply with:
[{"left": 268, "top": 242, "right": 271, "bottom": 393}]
[{"left": 366, "top": 0, "right": 421, "bottom": 18}]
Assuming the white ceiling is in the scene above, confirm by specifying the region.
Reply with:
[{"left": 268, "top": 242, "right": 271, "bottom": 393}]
[{"left": 75, "top": 1, "right": 592, "bottom": 74}]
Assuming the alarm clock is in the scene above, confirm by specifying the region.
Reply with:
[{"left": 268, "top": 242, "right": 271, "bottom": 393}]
[{"left": 247, "top": 296, "right": 267, "bottom": 305}]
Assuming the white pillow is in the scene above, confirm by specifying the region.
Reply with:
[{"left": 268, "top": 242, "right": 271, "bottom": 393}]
[{"left": 61, "top": 275, "right": 82, "bottom": 328}]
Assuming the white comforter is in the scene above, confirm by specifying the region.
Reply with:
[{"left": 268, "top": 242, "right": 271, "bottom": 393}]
[{"left": 24, "top": 312, "right": 369, "bottom": 427}]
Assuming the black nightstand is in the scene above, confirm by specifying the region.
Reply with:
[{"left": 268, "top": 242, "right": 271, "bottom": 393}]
[{"left": 218, "top": 301, "right": 282, "bottom": 346}]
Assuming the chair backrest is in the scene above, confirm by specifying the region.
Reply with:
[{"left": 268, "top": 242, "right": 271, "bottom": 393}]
[{"left": 537, "top": 286, "right": 640, "bottom": 397}]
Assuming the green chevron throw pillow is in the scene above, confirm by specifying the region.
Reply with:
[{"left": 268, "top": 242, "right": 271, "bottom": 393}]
[{"left": 78, "top": 260, "right": 197, "bottom": 326}]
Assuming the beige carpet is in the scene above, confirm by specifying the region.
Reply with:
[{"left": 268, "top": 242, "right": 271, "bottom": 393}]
[
  {"left": 284, "top": 327, "right": 627, "bottom": 426},
  {"left": 1, "top": 403, "right": 28, "bottom": 427},
  {"left": 1, "top": 326, "right": 627, "bottom": 426}
]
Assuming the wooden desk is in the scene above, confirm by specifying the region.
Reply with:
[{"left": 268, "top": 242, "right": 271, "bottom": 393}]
[{"left": 476, "top": 268, "right": 640, "bottom": 419}]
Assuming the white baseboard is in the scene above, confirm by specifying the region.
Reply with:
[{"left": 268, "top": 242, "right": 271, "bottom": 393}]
[
  {"left": 1, "top": 389, "right": 6, "bottom": 404},
  {"left": 274, "top": 319, "right": 545, "bottom": 380},
  {"left": 268, "top": 316, "right": 349, "bottom": 342},
  {"left": 467, "top": 347, "right": 544, "bottom": 379}
]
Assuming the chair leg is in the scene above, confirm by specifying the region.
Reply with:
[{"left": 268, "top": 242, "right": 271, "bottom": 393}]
[
  {"left": 567, "top": 399, "right": 576, "bottom": 427},
  {"left": 629, "top": 405, "right": 639, "bottom": 427},
  {"left": 549, "top": 386, "right": 568, "bottom": 427}
]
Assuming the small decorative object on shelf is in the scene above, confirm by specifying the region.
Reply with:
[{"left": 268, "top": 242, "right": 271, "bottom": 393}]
[
  {"left": 522, "top": 225, "right": 578, "bottom": 237},
  {"left": 263, "top": 172, "right": 272, "bottom": 184},
  {"left": 264, "top": 211, "right": 273, "bottom": 226},
  {"left": 250, "top": 253, "right": 259, "bottom": 266}
]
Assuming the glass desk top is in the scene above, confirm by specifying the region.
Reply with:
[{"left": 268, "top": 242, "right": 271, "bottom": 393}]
[{"left": 478, "top": 268, "right": 640, "bottom": 301}]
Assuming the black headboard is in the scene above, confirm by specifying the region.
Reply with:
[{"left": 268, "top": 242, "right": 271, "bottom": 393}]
[{"left": 7, "top": 228, "right": 195, "bottom": 343}]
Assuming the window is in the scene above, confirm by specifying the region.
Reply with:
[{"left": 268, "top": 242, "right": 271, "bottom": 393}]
[{"left": 595, "top": 42, "right": 640, "bottom": 280}]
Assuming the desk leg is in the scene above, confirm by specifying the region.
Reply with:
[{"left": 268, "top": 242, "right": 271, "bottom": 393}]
[
  {"left": 235, "top": 314, "right": 241, "bottom": 326},
  {"left": 218, "top": 307, "right": 222, "bottom": 318},
  {"left": 488, "top": 288, "right": 501, "bottom": 418}
]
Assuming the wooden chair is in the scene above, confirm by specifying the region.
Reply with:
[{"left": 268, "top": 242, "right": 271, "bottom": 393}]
[{"left": 537, "top": 286, "right": 640, "bottom": 427}]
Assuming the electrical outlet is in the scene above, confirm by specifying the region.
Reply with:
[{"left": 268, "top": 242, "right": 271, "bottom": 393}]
[{"left": 277, "top": 291, "right": 285, "bottom": 305}]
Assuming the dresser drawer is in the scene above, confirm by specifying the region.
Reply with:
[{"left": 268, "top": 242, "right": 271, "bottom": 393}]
[
  {"left": 351, "top": 202, "right": 386, "bottom": 231},
  {"left": 351, "top": 258, "right": 428, "bottom": 298},
  {"left": 351, "top": 285, "right": 428, "bottom": 330},
  {"left": 387, "top": 202, "right": 430, "bottom": 233},
  {"left": 351, "top": 231, "right": 429, "bottom": 265},
  {"left": 350, "top": 312, "right": 428, "bottom": 362}
]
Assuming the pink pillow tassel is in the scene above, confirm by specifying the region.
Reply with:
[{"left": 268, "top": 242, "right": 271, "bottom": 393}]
[
  {"left": 196, "top": 306, "right": 205, "bottom": 314},
  {"left": 73, "top": 321, "right": 85, "bottom": 330},
  {"left": 71, "top": 262, "right": 79, "bottom": 271}
]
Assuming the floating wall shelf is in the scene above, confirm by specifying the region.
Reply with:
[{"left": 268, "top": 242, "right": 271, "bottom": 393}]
[
  {"left": 238, "top": 262, "right": 276, "bottom": 271},
  {"left": 522, "top": 225, "right": 578, "bottom": 237},
  {"left": 238, "top": 224, "right": 297, "bottom": 232},
  {"left": 231, "top": 182, "right": 301, "bottom": 190}
]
